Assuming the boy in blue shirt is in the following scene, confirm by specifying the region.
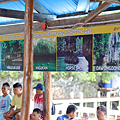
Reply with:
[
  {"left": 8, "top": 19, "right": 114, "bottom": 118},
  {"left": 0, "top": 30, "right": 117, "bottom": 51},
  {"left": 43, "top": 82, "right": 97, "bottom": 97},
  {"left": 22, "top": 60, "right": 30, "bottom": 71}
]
[
  {"left": 57, "top": 104, "right": 77, "bottom": 120},
  {"left": 0, "top": 82, "right": 12, "bottom": 120}
]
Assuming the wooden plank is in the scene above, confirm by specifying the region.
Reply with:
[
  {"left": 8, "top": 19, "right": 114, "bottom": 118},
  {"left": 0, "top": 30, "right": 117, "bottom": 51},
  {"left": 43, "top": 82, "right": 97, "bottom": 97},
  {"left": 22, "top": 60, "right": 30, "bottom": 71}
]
[
  {"left": 20, "top": 0, "right": 34, "bottom": 120},
  {"left": 98, "top": 1, "right": 102, "bottom": 6},
  {"left": 34, "top": 0, "right": 51, "bottom": 14},
  {"left": 100, "top": 0, "right": 120, "bottom": 4},
  {"left": 0, "top": 8, "right": 56, "bottom": 21},
  {"left": 90, "top": 0, "right": 120, "bottom": 3},
  {"left": 73, "top": 2, "right": 111, "bottom": 28},
  {"left": 0, "top": 12, "right": 120, "bottom": 34},
  {"left": 90, "top": 0, "right": 99, "bottom": 2},
  {"left": 0, "top": 11, "right": 120, "bottom": 34},
  {"left": 0, "top": 0, "right": 18, "bottom": 4}
]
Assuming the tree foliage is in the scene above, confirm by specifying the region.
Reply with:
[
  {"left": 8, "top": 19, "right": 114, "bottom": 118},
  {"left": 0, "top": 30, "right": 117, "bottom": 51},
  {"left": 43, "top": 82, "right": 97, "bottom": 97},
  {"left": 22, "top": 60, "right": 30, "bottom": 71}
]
[
  {"left": 51, "top": 72, "right": 118, "bottom": 83},
  {"left": 34, "top": 38, "right": 56, "bottom": 55},
  {"left": 94, "top": 33, "right": 110, "bottom": 65},
  {"left": 57, "top": 36, "right": 83, "bottom": 56},
  {"left": 2, "top": 40, "right": 24, "bottom": 55}
]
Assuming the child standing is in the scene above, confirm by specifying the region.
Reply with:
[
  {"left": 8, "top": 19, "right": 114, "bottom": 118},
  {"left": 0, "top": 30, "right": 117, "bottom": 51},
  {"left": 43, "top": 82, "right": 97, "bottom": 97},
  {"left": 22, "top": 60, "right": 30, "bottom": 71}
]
[
  {"left": 0, "top": 82, "right": 12, "bottom": 120},
  {"left": 3, "top": 82, "right": 22, "bottom": 120}
]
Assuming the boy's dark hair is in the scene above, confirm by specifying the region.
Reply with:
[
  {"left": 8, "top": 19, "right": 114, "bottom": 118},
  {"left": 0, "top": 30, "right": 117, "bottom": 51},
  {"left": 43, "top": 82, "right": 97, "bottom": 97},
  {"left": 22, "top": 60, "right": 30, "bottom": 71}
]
[
  {"left": 66, "top": 104, "right": 77, "bottom": 114},
  {"left": 33, "top": 108, "right": 41, "bottom": 115},
  {"left": 13, "top": 82, "right": 22, "bottom": 89},
  {"left": 97, "top": 105, "right": 107, "bottom": 115},
  {"left": 3, "top": 82, "right": 10, "bottom": 88}
]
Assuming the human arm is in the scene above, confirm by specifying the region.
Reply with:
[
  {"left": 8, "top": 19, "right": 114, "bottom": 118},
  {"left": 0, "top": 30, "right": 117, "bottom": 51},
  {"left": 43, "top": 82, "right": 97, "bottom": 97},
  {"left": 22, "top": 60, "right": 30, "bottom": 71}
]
[
  {"left": 9, "top": 108, "right": 21, "bottom": 117},
  {"left": 8, "top": 105, "right": 15, "bottom": 113}
]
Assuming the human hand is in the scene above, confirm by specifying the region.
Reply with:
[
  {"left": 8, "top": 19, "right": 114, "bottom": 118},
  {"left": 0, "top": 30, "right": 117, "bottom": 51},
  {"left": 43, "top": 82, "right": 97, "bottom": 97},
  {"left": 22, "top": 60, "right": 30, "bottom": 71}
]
[{"left": 8, "top": 110, "right": 14, "bottom": 117}]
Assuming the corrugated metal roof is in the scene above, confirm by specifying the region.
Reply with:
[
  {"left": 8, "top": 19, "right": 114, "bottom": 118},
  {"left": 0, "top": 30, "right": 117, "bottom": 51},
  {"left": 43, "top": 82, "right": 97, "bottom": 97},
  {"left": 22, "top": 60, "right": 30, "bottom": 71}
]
[
  {"left": 37, "top": 0, "right": 78, "bottom": 15},
  {"left": 0, "top": 0, "right": 120, "bottom": 25}
]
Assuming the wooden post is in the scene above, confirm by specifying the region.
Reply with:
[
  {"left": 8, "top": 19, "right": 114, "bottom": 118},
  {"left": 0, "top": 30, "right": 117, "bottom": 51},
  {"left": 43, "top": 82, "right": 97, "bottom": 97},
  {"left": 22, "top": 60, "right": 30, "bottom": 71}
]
[
  {"left": 43, "top": 72, "right": 51, "bottom": 120},
  {"left": 20, "top": 0, "right": 34, "bottom": 120}
]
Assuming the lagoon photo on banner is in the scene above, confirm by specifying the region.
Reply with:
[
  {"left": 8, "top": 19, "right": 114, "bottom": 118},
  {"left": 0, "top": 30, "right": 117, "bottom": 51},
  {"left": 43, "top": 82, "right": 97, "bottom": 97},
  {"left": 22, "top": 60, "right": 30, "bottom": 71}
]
[
  {"left": 33, "top": 37, "right": 56, "bottom": 71},
  {"left": 57, "top": 35, "right": 93, "bottom": 72}
]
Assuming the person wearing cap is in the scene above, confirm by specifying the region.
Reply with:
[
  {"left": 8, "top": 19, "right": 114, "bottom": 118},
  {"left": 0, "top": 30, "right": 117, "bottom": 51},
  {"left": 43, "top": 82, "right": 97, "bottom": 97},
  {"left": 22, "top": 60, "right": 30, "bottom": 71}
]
[
  {"left": 57, "top": 104, "right": 77, "bottom": 120},
  {"left": 33, "top": 83, "right": 43, "bottom": 119}
]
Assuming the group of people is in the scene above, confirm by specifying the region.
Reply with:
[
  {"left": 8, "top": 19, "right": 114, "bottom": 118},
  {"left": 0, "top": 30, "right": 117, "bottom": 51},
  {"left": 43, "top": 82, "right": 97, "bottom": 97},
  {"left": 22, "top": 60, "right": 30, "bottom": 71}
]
[
  {"left": 0, "top": 82, "right": 108, "bottom": 120},
  {"left": 57, "top": 104, "right": 107, "bottom": 120},
  {"left": 0, "top": 82, "right": 44, "bottom": 120}
]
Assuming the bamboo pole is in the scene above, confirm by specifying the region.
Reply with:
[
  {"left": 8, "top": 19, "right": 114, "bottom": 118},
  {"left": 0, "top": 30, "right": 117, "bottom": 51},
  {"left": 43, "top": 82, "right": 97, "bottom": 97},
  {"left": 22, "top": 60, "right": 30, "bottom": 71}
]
[
  {"left": 43, "top": 72, "right": 51, "bottom": 120},
  {"left": 20, "top": 0, "right": 34, "bottom": 119}
]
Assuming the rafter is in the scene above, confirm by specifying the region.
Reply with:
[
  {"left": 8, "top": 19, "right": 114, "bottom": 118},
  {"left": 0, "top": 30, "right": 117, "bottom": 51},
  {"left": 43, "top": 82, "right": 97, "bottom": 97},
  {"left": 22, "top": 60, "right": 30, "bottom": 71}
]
[
  {"left": 34, "top": 0, "right": 51, "bottom": 14},
  {"left": 100, "top": 0, "right": 120, "bottom": 4},
  {"left": 0, "top": 0, "right": 18, "bottom": 4},
  {"left": 1, "top": 12, "right": 120, "bottom": 34},
  {"left": 0, "top": 8, "right": 56, "bottom": 21},
  {"left": 73, "top": 2, "right": 111, "bottom": 28},
  {"left": 90, "top": 0, "right": 120, "bottom": 4}
]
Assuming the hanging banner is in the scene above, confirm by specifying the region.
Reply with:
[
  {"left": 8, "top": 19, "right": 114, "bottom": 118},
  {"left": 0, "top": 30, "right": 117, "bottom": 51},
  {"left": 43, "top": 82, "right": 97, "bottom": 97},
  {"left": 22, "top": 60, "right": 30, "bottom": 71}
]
[{"left": 0, "top": 24, "right": 120, "bottom": 72}]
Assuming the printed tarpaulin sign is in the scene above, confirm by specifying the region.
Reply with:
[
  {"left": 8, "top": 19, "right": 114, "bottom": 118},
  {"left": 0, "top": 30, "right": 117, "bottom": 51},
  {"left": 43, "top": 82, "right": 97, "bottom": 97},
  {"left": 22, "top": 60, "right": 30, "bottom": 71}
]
[{"left": 0, "top": 24, "right": 120, "bottom": 72}]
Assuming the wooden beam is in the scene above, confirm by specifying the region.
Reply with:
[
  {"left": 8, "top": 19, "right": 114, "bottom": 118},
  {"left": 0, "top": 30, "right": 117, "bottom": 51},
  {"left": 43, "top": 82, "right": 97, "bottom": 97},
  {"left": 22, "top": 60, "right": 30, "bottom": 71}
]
[
  {"left": 43, "top": 72, "right": 51, "bottom": 120},
  {"left": 0, "top": 8, "right": 56, "bottom": 21},
  {"left": 90, "top": 0, "right": 99, "bottom": 2},
  {"left": 0, "top": 0, "right": 18, "bottom": 4},
  {"left": 98, "top": 1, "right": 102, "bottom": 6},
  {"left": 90, "top": 0, "right": 120, "bottom": 3},
  {"left": 100, "top": 0, "right": 120, "bottom": 4},
  {"left": 20, "top": 0, "right": 34, "bottom": 120},
  {"left": 73, "top": 2, "right": 111, "bottom": 28},
  {"left": 34, "top": 0, "right": 51, "bottom": 14},
  {"left": 0, "top": 12, "right": 120, "bottom": 35}
]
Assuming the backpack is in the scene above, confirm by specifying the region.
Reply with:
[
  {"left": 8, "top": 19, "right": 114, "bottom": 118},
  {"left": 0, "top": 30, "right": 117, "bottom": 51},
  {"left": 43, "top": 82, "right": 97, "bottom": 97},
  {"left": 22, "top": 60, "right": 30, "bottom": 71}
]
[{"left": 51, "top": 102, "right": 56, "bottom": 115}]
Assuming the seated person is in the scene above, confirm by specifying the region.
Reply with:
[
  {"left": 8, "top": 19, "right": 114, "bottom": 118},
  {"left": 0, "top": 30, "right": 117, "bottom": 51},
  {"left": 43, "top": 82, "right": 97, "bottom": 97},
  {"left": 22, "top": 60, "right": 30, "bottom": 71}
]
[
  {"left": 97, "top": 105, "right": 107, "bottom": 120},
  {"left": 0, "top": 82, "right": 12, "bottom": 120},
  {"left": 33, "top": 83, "right": 43, "bottom": 119},
  {"left": 57, "top": 104, "right": 77, "bottom": 120},
  {"left": 31, "top": 108, "right": 41, "bottom": 120},
  {"left": 3, "top": 82, "right": 22, "bottom": 120}
]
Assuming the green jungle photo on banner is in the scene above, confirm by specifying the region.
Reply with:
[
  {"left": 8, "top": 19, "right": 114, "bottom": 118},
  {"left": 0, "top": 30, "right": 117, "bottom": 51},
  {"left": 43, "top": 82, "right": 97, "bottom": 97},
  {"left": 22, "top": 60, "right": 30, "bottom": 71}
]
[
  {"left": 33, "top": 37, "right": 56, "bottom": 71},
  {"left": 57, "top": 35, "right": 93, "bottom": 72},
  {"left": 1, "top": 40, "right": 24, "bottom": 71},
  {"left": 93, "top": 32, "right": 120, "bottom": 72}
]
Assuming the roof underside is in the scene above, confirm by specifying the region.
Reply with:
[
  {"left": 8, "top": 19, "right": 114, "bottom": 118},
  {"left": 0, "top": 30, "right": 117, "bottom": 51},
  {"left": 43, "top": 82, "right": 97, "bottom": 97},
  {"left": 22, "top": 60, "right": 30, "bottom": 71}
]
[{"left": 0, "top": 0, "right": 120, "bottom": 25}]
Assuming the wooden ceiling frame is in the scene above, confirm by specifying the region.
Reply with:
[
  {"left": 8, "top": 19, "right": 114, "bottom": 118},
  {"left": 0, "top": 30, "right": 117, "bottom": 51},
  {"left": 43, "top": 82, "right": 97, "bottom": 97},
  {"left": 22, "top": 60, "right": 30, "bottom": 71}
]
[
  {"left": 0, "top": 8, "right": 56, "bottom": 21},
  {"left": 90, "top": 0, "right": 120, "bottom": 4},
  {"left": 0, "top": 0, "right": 120, "bottom": 32},
  {"left": 73, "top": 2, "right": 111, "bottom": 28},
  {"left": 100, "top": 0, "right": 120, "bottom": 4},
  {"left": 0, "top": 0, "right": 18, "bottom": 4}
]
